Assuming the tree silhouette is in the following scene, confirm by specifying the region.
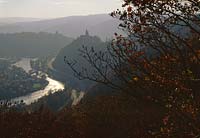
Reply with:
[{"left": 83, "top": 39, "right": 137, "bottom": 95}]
[{"left": 66, "top": 0, "right": 200, "bottom": 137}]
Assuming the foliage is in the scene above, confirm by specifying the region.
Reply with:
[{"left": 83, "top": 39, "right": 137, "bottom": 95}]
[
  {"left": 67, "top": 0, "right": 200, "bottom": 137},
  {"left": 26, "top": 89, "right": 71, "bottom": 112},
  {"left": 0, "top": 94, "right": 165, "bottom": 138}
]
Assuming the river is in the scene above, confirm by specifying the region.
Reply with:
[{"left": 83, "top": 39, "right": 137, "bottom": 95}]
[{"left": 11, "top": 58, "right": 65, "bottom": 105}]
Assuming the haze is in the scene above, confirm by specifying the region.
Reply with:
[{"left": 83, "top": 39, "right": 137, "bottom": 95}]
[{"left": 0, "top": 0, "right": 121, "bottom": 18}]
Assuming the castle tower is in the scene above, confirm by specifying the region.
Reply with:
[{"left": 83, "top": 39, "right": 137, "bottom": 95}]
[{"left": 85, "top": 29, "right": 89, "bottom": 36}]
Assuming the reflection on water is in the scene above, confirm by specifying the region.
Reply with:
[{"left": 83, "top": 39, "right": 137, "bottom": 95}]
[
  {"left": 12, "top": 76, "right": 64, "bottom": 105},
  {"left": 11, "top": 58, "right": 65, "bottom": 105}
]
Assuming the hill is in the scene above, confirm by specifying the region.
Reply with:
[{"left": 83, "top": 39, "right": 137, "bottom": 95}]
[
  {"left": 0, "top": 32, "right": 73, "bottom": 57},
  {"left": 53, "top": 31, "right": 107, "bottom": 90},
  {"left": 0, "top": 14, "right": 122, "bottom": 41}
]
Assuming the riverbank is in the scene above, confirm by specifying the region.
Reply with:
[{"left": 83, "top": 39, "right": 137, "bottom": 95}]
[
  {"left": 12, "top": 58, "right": 65, "bottom": 105},
  {"left": 11, "top": 76, "right": 64, "bottom": 105},
  {"left": 26, "top": 57, "right": 85, "bottom": 106},
  {"left": 0, "top": 58, "right": 48, "bottom": 101},
  {"left": 0, "top": 58, "right": 65, "bottom": 105}
]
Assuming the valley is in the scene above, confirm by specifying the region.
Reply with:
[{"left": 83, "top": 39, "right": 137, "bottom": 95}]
[{"left": 0, "top": 1, "right": 200, "bottom": 136}]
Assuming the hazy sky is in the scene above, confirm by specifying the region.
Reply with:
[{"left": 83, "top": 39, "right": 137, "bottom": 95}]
[{"left": 0, "top": 0, "right": 122, "bottom": 18}]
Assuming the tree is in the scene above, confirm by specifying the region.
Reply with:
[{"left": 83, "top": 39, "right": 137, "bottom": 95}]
[{"left": 66, "top": 0, "right": 200, "bottom": 137}]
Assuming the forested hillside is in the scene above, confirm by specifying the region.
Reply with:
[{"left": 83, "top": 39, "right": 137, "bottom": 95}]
[
  {"left": 0, "top": 0, "right": 200, "bottom": 137},
  {"left": 53, "top": 31, "right": 108, "bottom": 90},
  {"left": 0, "top": 32, "right": 73, "bottom": 57}
]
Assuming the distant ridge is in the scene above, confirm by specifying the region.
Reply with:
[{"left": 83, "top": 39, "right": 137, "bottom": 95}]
[
  {"left": 0, "top": 17, "right": 41, "bottom": 25},
  {"left": 0, "top": 14, "right": 123, "bottom": 41}
]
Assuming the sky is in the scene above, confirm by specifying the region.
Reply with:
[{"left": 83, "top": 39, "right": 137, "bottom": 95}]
[{"left": 0, "top": 0, "right": 122, "bottom": 18}]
